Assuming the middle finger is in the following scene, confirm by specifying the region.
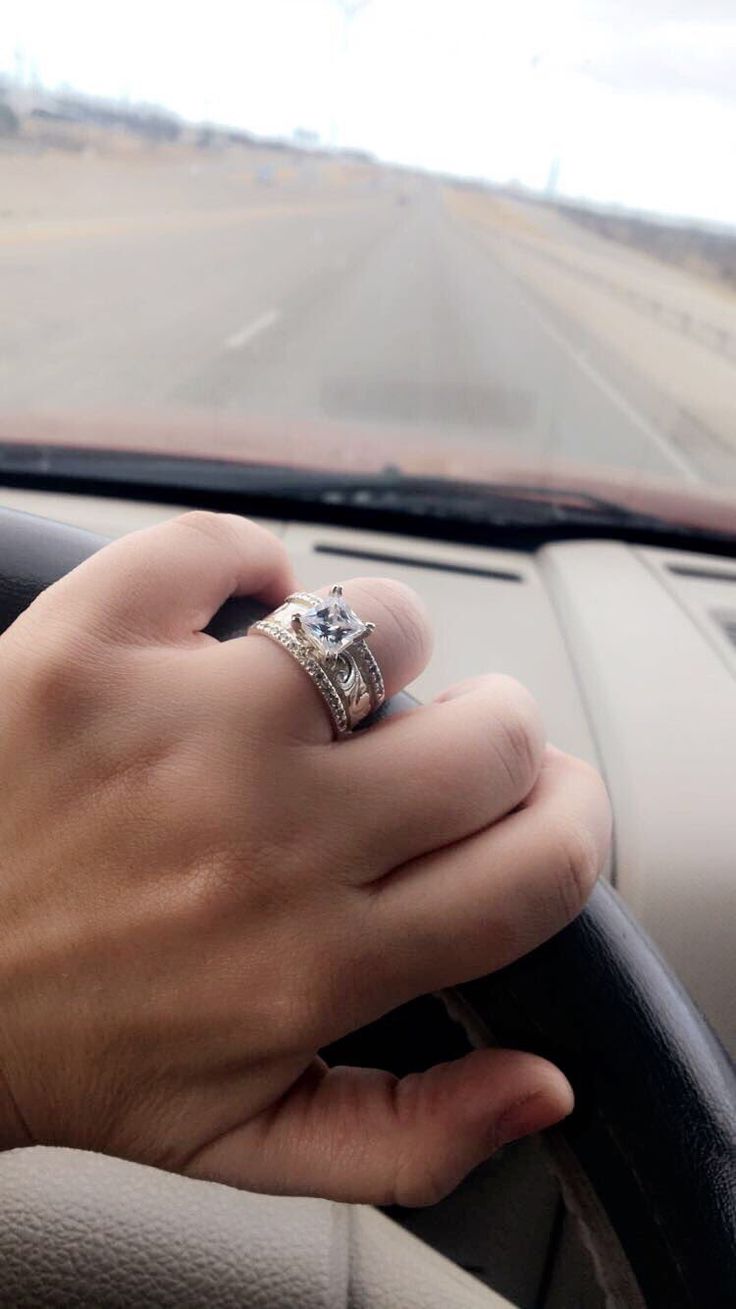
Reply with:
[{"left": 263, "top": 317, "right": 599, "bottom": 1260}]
[{"left": 329, "top": 674, "right": 545, "bottom": 880}]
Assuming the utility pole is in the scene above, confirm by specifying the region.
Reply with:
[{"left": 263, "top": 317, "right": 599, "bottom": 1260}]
[
  {"left": 546, "top": 156, "right": 560, "bottom": 197},
  {"left": 330, "top": 0, "right": 371, "bottom": 148},
  {"left": 13, "top": 45, "right": 26, "bottom": 88},
  {"left": 336, "top": 0, "right": 370, "bottom": 14}
]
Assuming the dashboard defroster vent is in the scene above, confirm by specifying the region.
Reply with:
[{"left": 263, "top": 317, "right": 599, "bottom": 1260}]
[
  {"left": 313, "top": 543, "right": 524, "bottom": 582},
  {"left": 713, "top": 610, "right": 736, "bottom": 650},
  {"left": 668, "top": 563, "right": 736, "bottom": 585}
]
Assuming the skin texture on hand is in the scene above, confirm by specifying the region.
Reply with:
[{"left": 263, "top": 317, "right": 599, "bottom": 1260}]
[{"left": 0, "top": 512, "right": 611, "bottom": 1206}]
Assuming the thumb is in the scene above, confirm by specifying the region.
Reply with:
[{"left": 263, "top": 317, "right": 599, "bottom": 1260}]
[{"left": 185, "top": 1050, "right": 574, "bottom": 1206}]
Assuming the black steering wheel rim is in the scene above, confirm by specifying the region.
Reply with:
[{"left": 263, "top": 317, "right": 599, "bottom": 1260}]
[{"left": 0, "top": 504, "right": 734, "bottom": 1309}]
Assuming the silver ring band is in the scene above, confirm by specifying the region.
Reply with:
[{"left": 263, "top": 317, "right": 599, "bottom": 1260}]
[{"left": 250, "top": 587, "right": 385, "bottom": 737}]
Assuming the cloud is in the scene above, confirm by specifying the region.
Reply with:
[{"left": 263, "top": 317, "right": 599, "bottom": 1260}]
[
  {"left": 2, "top": 0, "right": 735, "bottom": 223},
  {"left": 578, "top": 20, "right": 736, "bottom": 101}
]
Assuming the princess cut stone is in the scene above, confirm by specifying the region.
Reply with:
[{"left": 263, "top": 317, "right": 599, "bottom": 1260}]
[{"left": 300, "top": 594, "right": 366, "bottom": 656}]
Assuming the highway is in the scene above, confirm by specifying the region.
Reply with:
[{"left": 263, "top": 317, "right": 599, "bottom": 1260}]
[{"left": 2, "top": 151, "right": 735, "bottom": 487}]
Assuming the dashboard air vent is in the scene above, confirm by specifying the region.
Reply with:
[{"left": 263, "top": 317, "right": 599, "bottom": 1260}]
[
  {"left": 714, "top": 611, "right": 736, "bottom": 649},
  {"left": 668, "top": 563, "right": 736, "bottom": 585},
  {"left": 313, "top": 543, "right": 524, "bottom": 583}
]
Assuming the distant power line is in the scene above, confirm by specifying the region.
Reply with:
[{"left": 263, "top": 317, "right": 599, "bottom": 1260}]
[{"left": 334, "top": 1, "right": 372, "bottom": 17}]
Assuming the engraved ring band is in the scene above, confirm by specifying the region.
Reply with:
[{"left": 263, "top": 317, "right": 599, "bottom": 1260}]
[{"left": 250, "top": 586, "right": 385, "bottom": 738}]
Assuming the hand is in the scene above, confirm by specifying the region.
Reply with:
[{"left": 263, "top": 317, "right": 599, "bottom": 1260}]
[{"left": 0, "top": 512, "right": 610, "bottom": 1206}]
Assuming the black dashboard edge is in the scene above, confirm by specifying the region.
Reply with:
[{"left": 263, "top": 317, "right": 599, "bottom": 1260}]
[{"left": 1, "top": 464, "right": 736, "bottom": 559}]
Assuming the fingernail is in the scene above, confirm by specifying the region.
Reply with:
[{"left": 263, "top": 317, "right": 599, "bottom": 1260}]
[{"left": 496, "top": 1089, "right": 571, "bottom": 1147}]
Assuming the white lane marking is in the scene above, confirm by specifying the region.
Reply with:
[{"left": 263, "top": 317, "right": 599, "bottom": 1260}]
[
  {"left": 224, "top": 308, "right": 281, "bottom": 351},
  {"left": 485, "top": 245, "right": 702, "bottom": 483}
]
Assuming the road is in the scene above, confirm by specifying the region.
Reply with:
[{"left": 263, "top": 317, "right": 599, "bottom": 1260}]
[{"left": 2, "top": 152, "right": 735, "bottom": 486}]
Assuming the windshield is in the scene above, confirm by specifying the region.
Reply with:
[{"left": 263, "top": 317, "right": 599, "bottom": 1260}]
[{"left": 1, "top": 2, "right": 735, "bottom": 507}]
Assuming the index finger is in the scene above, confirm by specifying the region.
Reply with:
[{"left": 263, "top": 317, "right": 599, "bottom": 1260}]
[{"left": 36, "top": 511, "right": 294, "bottom": 643}]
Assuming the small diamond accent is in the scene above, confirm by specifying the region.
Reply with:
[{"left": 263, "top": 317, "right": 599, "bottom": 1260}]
[
  {"left": 252, "top": 621, "right": 349, "bottom": 733},
  {"left": 300, "top": 595, "right": 366, "bottom": 656}
]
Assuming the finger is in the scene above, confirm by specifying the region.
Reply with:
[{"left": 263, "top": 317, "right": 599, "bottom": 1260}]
[
  {"left": 35, "top": 511, "right": 294, "bottom": 642},
  {"left": 183, "top": 1050, "right": 573, "bottom": 1205},
  {"left": 332, "top": 675, "right": 545, "bottom": 879},
  {"left": 221, "top": 576, "right": 432, "bottom": 743},
  {"left": 370, "top": 748, "right": 611, "bottom": 1003}
]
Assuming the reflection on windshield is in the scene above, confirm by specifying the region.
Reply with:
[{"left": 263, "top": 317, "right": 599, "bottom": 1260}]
[{"left": 1, "top": 1, "right": 735, "bottom": 494}]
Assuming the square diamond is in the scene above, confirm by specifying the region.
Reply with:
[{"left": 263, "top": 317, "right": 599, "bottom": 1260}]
[{"left": 300, "top": 595, "right": 366, "bottom": 656}]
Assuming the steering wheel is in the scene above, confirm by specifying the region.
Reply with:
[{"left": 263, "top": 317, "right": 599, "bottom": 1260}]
[{"left": 0, "top": 505, "right": 733, "bottom": 1309}]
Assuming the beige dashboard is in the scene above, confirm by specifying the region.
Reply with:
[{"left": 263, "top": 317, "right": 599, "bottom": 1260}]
[{"left": 2, "top": 484, "right": 734, "bottom": 1054}]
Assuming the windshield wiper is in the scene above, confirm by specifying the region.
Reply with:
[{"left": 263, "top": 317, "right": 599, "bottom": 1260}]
[
  {"left": 310, "top": 471, "right": 670, "bottom": 529},
  {"left": 0, "top": 443, "right": 732, "bottom": 554}
]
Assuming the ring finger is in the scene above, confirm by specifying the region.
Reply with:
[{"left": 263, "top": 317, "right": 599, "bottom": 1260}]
[{"left": 219, "top": 576, "right": 433, "bottom": 744}]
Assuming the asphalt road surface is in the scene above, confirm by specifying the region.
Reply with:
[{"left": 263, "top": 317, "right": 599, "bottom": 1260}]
[{"left": 1, "top": 165, "right": 733, "bottom": 486}]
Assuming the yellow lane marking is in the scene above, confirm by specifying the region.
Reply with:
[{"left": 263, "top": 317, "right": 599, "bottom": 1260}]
[
  {"left": 443, "top": 186, "right": 541, "bottom": 237},
  {"left": 0, "top": 198, "right": 368, "bottom": 248}
]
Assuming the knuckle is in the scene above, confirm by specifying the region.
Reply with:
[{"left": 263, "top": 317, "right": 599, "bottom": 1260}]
[
  {"left": 174, "top": 509, "right": 238, "bottom": 548},
  {"left": 173, "top": 510, "right": 289, "bottom": 581},
  {"left": 488, "top": 677, "right": 543, "bottom": 795},
  {"left": 551, "top": 813, "right": 603, "bottom": 920},
  {"left": 391, "top": 1076, "right": 456, "bottom": 1207}
]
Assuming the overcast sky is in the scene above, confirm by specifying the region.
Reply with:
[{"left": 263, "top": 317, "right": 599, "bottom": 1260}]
[{"left": 2, "top": 0, "right": 735, "bottom": 224}]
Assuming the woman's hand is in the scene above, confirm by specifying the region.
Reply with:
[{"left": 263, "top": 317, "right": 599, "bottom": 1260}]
[{"left": 0, "top": 512, "right": 610, "bottom": 1206}]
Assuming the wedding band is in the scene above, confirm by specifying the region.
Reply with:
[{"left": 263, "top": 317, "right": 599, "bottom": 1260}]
[{"left": 250, "top": 586, "right": 385, "bottom": 737}]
